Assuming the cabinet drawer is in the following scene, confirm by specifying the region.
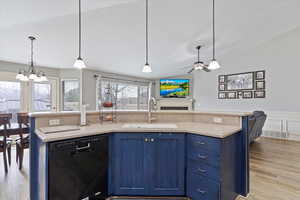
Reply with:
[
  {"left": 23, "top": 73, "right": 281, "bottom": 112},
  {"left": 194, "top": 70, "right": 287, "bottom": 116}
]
[
  {"left": 188, "top": 134, "right": 221, "bottom": 154},
  {"left": 188, "top": 149, "right": 220, "bottom": 168},
  {"left": 187, "top": 172, "right": 220, "bottom": 200},
  {"left": 187, "top": 159, "right": 220, "bottom": 181}
]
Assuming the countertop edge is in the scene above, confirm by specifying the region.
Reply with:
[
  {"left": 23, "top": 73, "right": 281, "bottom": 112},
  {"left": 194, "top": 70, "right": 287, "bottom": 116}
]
[
  {"left": 29, "top": 110, "right": 252, "bottom": 118},
  {"left": 35, "top": 124, "right": 242, "bottom": 142}
]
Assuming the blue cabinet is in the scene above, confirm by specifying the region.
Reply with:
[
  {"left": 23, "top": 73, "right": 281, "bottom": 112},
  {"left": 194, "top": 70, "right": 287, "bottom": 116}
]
[
  {"left": 111, "top": 133, "right": 148, "bottom": 195},
  {"left": 186, "top": 133, "right": 241, "bottom": 200},
  {"left": 148, "top": 133, "right": 185, "bottom": 195},
  {"left": 111, "top": 133, "right": 185, "bottom": 196}
]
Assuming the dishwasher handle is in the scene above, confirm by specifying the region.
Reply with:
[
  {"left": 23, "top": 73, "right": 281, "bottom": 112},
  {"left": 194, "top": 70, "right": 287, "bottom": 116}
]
[{"left": 76, "top": 143, "right": 91, "bottom": 151}]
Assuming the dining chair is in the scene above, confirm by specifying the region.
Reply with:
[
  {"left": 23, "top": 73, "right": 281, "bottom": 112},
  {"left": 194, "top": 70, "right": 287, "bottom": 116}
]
[
  {"left": 0, "top": 113, "right": 12, "bottom": 173},
  {"left": 16, "top": 113, "right": 29, "bottom": 170}
]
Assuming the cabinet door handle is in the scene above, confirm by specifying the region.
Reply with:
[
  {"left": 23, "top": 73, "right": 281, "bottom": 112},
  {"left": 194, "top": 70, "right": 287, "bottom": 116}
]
[
  {"left": 198, "top": 155, "right": 207, "bottom": 160},
  {"left": 150, "top": 138, "right": 154, "bottom": 142},
  {"left": 145, "top": 138, "right": 149, "bottom": 142},
  {"left": 197, "top": 189, "right": 206, "bottom": 194},
  {"left": 197, "top": 168, "right": 207, "bottom": 173}
]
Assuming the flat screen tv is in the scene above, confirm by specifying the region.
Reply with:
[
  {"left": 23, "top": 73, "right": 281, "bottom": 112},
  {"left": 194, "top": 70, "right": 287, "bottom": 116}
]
[{"left": 160, "top": 79, "right": 189, "bottom": 98}]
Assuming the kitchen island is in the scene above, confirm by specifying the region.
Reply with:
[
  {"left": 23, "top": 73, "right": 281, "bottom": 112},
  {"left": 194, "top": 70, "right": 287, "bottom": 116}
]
[{"left": 29, "top": 111, "right": 251, "bottom": 200}]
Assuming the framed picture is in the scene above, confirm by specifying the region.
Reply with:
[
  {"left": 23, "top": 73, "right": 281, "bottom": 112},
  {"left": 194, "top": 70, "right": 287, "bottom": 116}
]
[
  {"left": 256, "top": 81, "right": 265, "bottom": 90},
  {"left": 218, "top": 92, "right": 226, "bottom": 99},
  {"left": 227, "top": 92, "right": 237, "bottom": 99},
  {"left": 254, "top": 90, "right": 266, "bottom": 98},
  {"left": 226, "top": 72, "right": 254, "bottom": 90},
  {"left": 255, "top": 70, "right": 265, "bottom": 80},
  {"left": 219, "top": 84, "right": 225, "bottom": 91},
  {"left": 242, "top": 91, "right": 253, "bottom": 99},
  {"left": 219, "top": 75, "right": 225, "bottom": 83},
  {"left": 238, "top": 91, "right": 243, "bottom": 98}
]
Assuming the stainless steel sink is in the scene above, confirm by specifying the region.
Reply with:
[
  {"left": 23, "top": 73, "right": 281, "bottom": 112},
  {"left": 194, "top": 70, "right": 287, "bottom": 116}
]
[{"left": 122, "top": 123, "right": 178, "bottom": 129}]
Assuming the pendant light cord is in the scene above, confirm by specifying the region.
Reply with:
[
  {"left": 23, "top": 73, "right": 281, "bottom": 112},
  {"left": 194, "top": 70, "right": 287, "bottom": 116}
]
[
  {"left": 78, "top": 0, "right": 82, "bottom": 59},
  {"left": 212, "top": 0, "right": 216, "bottom": 60},
  {"left": 145, "top": 0, "right": 149, "bottom": 65},
  {"left": 31, "top": 38, "right": 34, "bottom": 66},
  {"left": 198, "top": 47, "right": 200, "bottom": 62}
]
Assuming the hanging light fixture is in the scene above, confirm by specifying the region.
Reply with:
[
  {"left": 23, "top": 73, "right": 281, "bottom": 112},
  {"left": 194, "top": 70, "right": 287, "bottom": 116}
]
[
  {"left": 74, "top": 0, "right": 86, "bottom": 69},
  {"left": 142, "top": 0, "right": 152, "bottom": 73},
  {"left": 16, "top": 36, "right": 48, "bottom": 82},
  {"left": 208, "top": 0, "right": 221, "bottom": 70}
]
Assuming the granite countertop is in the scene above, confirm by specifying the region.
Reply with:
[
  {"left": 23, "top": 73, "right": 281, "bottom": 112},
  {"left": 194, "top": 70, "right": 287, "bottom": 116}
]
[{"left": 35, "top": 122, "right": 242, "bottom": 142}]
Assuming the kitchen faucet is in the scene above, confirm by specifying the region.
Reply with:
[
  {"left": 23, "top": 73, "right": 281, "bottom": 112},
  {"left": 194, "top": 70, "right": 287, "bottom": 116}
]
[{"left": 148, "top": 97, "right": 157, "bottom": 123}]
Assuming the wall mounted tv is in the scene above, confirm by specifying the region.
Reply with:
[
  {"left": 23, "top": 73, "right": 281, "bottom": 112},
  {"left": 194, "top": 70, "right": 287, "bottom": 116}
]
[{"left": 160, "top": 79, "right": 189, "bottom": 98}]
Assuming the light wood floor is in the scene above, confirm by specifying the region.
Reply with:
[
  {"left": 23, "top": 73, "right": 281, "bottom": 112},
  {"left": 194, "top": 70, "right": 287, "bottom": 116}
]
[
  {"left": 0, "top": 138, "right": 299, "bottom": 200},
  {"left": 237, "top": 137, "right": 300, "bottom": 200}
]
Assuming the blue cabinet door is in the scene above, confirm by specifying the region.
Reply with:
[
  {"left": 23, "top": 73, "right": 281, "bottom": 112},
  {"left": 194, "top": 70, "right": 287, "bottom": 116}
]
[
  {"left": 112, "top": 133, "right": 148, "bottom": 195},
  {"left": 148, "top": 133, "right": 185, "bottom": 196}
]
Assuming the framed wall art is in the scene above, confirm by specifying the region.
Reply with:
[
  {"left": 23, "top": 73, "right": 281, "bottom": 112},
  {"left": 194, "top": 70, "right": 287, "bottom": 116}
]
[
  {"left": 255, "top": 70, "right": 265, "bottom": 80},
  {"left": 219, "top": 75, "right": 225, "bottom": 83},
  {"left": 218, "top": 92, "right": 226, "bottom": 99},
  {"left": 218, "top": 70, "right": 266, "bottom": 99},
  {"left": 227, "top": 92, "right": 237, "bottom": 99},
  {"left": 226, "top": 72, "right": 254, "bottom": 91},
  {"left": 254, "top": 90, "right": 266, "bottom": 98},
  {"left": 219, "top": 84, "right": 225, "bottom": 91},
  {"left": 242, "top": 91, "right": 253, "bottom": 99},
  {"left": 256, "top": 81, "right": 265, "bottom": 90}
]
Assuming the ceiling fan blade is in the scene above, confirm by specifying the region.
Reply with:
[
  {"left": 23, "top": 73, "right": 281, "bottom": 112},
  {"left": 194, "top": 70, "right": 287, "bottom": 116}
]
[
  {"left": 203, "top": 66, "right": 211, "bottom": 72},
  {"left": 188, "top": 68, "right": 195, "bottom": 74}
]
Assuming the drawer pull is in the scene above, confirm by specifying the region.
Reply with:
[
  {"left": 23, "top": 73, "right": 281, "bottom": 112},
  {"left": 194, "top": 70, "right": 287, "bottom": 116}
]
[
  {"left": 198, "top": 155, "right": 207, "bottom": 160},
  {"left": 197, "top": 168, "right": 207, "bottom": 173},
  {"left": 197, "top": 189, "right": 207, "bottom": 194},
  {"left": 196, "top": 141, "right": 206, "bottom": 145}
]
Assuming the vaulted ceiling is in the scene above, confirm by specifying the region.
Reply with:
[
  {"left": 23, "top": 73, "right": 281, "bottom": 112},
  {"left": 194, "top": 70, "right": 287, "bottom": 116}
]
[{"left": 0, "top": 0, "right": 299, "bottom": 78}]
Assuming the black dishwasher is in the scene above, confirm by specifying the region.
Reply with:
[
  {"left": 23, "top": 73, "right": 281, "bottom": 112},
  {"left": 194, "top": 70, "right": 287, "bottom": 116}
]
[{"left": 48, "top": 135, "right": 108, "bottom": 200}]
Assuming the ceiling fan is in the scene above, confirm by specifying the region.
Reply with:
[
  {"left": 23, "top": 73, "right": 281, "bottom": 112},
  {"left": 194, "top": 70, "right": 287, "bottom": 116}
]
[{"left": 187, "top": 45, "right": 210, "bottom": 73}]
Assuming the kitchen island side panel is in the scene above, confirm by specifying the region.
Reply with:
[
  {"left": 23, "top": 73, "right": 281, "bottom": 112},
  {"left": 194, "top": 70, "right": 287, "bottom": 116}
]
[{"left": 30, "top": 117, "right": 48, "bottom": 200}]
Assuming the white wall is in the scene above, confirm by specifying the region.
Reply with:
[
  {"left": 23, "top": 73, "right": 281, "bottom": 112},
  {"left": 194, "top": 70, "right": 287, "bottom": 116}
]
[{"left": 193, "top": 26, "right": 300, "bottom": 113}]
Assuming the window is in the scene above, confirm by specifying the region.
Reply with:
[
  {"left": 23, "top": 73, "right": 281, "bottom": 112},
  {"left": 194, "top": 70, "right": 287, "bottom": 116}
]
[
  {"left": 98, "top": 79, "right": 149, "bottom": 111},
  {"left": 139, "top": 86, "right": 149, "bottom": 110},
  {"left": 0, "top": 81, "right": 21, "bottom": 122},
  {"left": 62, "top": 80, "right": 80, "bottom": 111},
  {"left": 32, "top": 83, "right": 52, "bottom": 112}
]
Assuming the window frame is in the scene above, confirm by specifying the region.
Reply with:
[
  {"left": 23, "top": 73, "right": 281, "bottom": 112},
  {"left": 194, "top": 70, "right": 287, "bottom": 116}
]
[
  {"left": 61, "top": 79, "right": 80, "bottom": 111},
  {"left": 96, "top": 77, "right": 151, "bottom": 111},
  {"left": 29, "top": 76, "right": 59, "bottom": 112}
]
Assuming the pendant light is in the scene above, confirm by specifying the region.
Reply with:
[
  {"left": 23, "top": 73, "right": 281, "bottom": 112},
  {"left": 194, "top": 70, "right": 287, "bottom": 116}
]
[
  {"left": 16, "top": 36, "right": 48, "bottom": 82},
  {"left": 208, "top": 0, "right": 221, "bottom": 70},
  {"left": 74, "top": 0, "right": 86, "bottom": 69},
  {"left": 142, "top": 0, "right": 152, "bottom": 73}
]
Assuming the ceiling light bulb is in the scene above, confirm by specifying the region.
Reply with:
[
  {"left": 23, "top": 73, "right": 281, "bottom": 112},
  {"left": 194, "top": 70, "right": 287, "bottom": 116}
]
[
  {"left": 34, "top": 76, "right": 42, "bottom": 82},
  {"left": 16, "top": 72, "right": 24, "bottom": 80},
  {"left": 208, "top": 59, "right": 221, "bottom": 70},
  {"left": 40, "top": 74, "right": 48, "bottom": 82},
  {"left": 29, "top": 73, "right": 38, "bottom": 80},
  {"left": 74, "top": 57, "right": 86, "bottom": 69},
  {"left": 21, "top": 75, "right": 29, "bottom": 82},
  {"left": 142, "top": 63, "right": 152, "bottom": 73}
]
